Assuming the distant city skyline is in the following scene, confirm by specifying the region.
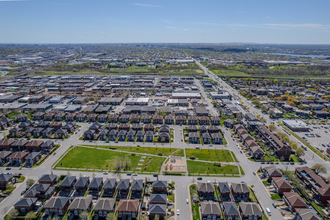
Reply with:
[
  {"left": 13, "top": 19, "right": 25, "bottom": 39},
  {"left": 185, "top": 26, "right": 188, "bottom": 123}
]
[{"left": 0, "top": 0, "right": 329, "bottom": 44}]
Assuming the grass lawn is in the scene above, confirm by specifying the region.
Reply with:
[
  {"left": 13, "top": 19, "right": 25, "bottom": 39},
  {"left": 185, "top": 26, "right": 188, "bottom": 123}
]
[
  {"left": 249, "top": 188, "right": 258, "bottom": 202},
  {"left": 83, "top": 145, "right": 178, "bottom": 156},
  {"left": 262, "top": 181, "right": 271, "bottom": 185},
  {"left": 311, "top": 201, "right": 324, "bottom": 216},
  {"left": 189, "top": 185, "right": 200, "bottom": 220},
  {"left": 231, "top": 152, "right": 238, "bottom": 162},
  {"left": 56, "top": 147, "right": 165, "bottom": 172},
  {"left": 270, "top": 194, "right": 281, "bottom": 200},
  {"left": 239, "top": 166, "right": 245, "bottom": 175},
  {"left": 174, "top": 149, "right": 184, "bottom": 157},
  {"left": 167, "top": 194, "right": 175, "bottom": 203},
  {"left": 187, "top": 160, "right": 239, "bottom": 175},
  {"left": 212, "top": 69, "right": 250, "bottom": 77},
  {"left": 186, "top": 149, "right": 234, "bottom": 162}
]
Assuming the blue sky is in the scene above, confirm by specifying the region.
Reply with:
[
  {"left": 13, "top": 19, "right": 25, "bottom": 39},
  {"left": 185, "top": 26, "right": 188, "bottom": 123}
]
[{"left": 0, "top": 0, "right": 329, "bottom": 44}]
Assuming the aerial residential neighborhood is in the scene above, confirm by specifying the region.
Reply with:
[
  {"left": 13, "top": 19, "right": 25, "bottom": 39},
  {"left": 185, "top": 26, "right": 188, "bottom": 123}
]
[{"left": 0, "top": 34, "right": 330, "bottom": 220}]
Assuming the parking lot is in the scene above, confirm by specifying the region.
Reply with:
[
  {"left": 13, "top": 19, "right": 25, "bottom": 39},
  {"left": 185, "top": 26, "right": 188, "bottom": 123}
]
[{"left": 294, "top": 123, "right": 330, "bottom": 158}]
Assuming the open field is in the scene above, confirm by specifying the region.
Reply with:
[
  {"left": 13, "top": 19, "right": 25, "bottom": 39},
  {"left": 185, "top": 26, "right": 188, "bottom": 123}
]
[
  {"left": 185, "top": 149, "right": 234, "bottom": 162},
  {"left": 212, "top": 69, "right": 330, "bottom": 79},
  {"left": 187, "top": 160, "right": 239, "bottom": 175},
  {"left": 82, "top": 145, "right": 179, "bottom": 156},
  {"left": 55, "top": 147, "right": 165, "bottom": 172}
]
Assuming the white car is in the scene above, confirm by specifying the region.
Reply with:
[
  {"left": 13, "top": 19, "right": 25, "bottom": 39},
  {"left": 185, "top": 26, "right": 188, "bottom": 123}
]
[
  {"left": 133, "top": 173, "right": 138, "bottom": 176},
  {"left": 186, "top": 199, "right": 189, "bottom": 204},
  {"left": 103, "top": 172, "right": 108, "bottom": 175},
  {"left": 177, "top": 209, "right": 179, "bottom": 215}
]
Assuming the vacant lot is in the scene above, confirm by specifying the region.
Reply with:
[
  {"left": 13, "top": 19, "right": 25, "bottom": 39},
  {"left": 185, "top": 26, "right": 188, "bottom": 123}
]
[
  {"left": 187, "top": 160, "right": 239, "bottom": 175},
  {"left": 56, "top": 147, "right": 165, "bottom": 172},
  {"left": 185, "top": 149, "right": 234, "bottom": 162},
  {"left": 83, "top": 145, "right": 178, "bottom": 156}
]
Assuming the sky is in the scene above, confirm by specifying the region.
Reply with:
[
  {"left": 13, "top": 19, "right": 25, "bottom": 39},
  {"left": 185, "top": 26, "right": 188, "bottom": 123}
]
[{"left": 0, "top": 0, "right": 329, "bottom": 44}]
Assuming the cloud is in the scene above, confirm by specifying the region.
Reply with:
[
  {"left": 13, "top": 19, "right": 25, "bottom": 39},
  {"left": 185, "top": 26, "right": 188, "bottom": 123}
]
[
  {"left": 190, "top": 21, "right": 330, "bottom": 31},
  {"left": 263, "top": 23, "right": 330, "bottom": 30},
  {"left": 134, "top": 3, "right": 162, "bottom": 7},
  {"left": 184, "top": 29, "right": 189, "bottom": 31}
]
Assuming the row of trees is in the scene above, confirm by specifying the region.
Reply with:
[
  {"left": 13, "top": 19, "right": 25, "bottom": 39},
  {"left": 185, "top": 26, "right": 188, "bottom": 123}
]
[{"left": 268, "top": 124, "right": 305, "bottom": 159}]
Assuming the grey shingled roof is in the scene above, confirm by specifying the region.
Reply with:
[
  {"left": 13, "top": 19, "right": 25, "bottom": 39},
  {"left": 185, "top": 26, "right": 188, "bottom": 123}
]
[
  {"left": 14, "top": 198, "right": 37, "bottom": 207},
  {"left": 44, "top": 197, "right": 69, "bottom": 208},
  {"left": 131, "top": 179, "right": 143, "bottom": 190},
  {"left": 117, "top": 179, "right": 130, "bottom": 190},
  {"left": 223, "top": 202, "right": 239, "bottom": 215},
  {"left": 197, "top": 182, "right": 215, "bottom": 192},
  {"left": 218, "top": 182, "right": 230, "bottom": 193},
  {"left": 60, "top": 176, "right": 76, "bottom": 187},
  {"left": 94, "top": 198, "right": 116, "bottom": 211},
  {"left": 103, "top": 178, "right": 116, "bottom": 189},
  {"left": 69, "top": 197, "right": 92, "bottom": 210},
  {"left": 74, "top": 177, "right": 90, "bottom": 188},
  {"left": 231, "top": 183, "right": 250, "bottom": 193},
  {"left": 89, "top": 177, "right": 103, "bottom": 188},
  {"left": 39, "top": 174, "right": 57, "bottom": 182},
  {"left": 149, "top": 204, "right": 167, "bottom": 214},
  {"left": 201, "top": 201, "right": 221, "bottom": 215},
  {"left": 150, "top": 194, "right": 167, "bottom": 204},
  {"left": 152, "top": 181, "right": 167, "bottom": 188},
  {"left": 239, "top": 202, "right": 263, "bottom": 216},
  {"left": 0, "top": 173, "right": 13, "bottom": 181}
]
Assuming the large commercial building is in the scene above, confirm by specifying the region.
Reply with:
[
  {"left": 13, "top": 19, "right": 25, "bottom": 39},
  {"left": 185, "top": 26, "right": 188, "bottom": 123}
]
[
  {"left": 282, "top": 120, "right": 309, "bottom": 132},
  {"left": 171, "top": 93, "right": 201, "bottom": 99}
]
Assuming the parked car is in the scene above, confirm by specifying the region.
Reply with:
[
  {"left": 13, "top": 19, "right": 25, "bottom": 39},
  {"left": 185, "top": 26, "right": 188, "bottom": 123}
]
[{"left": 197, "top": 177, "right": 202, "bottom": 180}]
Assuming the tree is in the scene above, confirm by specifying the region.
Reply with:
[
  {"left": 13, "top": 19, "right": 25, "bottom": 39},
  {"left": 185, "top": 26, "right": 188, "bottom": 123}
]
[
  {"left": 106, "top": 212, "right": 116, "bottom": 220},
  {"left": 268, "top": 108, "right": 274, "bottom": 116},
  {"left": 211, "top": 100, "right": 217, "bottom": 107},
  {"left": 312, "top": 163, "right": 327, "bottom": 174},
  {"left": 79, "top": 210, "right": 89, "bottom": 220},
  {"left": 282, "top": 137, "right": 290, "bottom": 144},
  {"left": 25, "top": 211, "right": 35, "bottom": 220},
  {"left": 268, "top": 124, "right": 276, "bottom": 132},
  {"left": 291, "top": 143, "right": 298, "bottom": 150},
  {"left": 296, "top": 147, "right": 305, "bottom": 158},
  {"left": 260, "top": 105, "right": 267, "bottom": 112},
  {"left": 154, "top": 215, "right": 160, "bottom": 220},
  {"left": 6, "top": 182, "right": 14, "bottom": 190},
  {"left": 8, "top": 209, "right": 18, "bottom": 220},
  {"left": 260, "top": 117, "right": 267, "bottom": 123},
  {"left": 26, "top": 179, "right": 35, "bottom": 187}
]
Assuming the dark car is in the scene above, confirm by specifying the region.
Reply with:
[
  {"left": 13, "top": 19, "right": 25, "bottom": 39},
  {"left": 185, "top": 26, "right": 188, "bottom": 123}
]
[
  {"left": 197, "top": 177, "right": 202, "bottom": 180},
  {"left": 21, "top": 189, "right": 26, "bottom": 195},
  {"left": 6, "top": 167, "right": 11, "bottom": 170},
  {"left": 272, "top": 203, "right": 277, "bottom": 208},
  {"left": 153, "top": 174, "right": 158, "bottom": 177}
]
